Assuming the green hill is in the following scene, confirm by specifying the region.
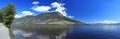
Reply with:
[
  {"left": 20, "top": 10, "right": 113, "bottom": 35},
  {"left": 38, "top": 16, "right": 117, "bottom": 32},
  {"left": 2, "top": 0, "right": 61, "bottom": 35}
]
[{"left": 13, "top": 12, "right": 84, "bottom": 24}]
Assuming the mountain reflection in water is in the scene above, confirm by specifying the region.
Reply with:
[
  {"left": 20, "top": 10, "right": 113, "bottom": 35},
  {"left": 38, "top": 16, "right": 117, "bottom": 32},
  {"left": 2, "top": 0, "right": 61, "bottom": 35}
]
[
  {"left": 11, "top": 24, "right": 71, "bottom": 39},
  {"left": 11, "top": 24, "right": 120, "bottom": 39}
]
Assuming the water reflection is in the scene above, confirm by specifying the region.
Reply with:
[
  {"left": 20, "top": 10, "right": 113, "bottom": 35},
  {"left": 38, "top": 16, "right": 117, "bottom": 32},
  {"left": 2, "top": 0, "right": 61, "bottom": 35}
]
[
  {"left": 11, "top": 24, "right": 120, "bottom": 39},
  {"left": 12, "top": 30, "right": 24, "bottom": 39},
  {"left": 11, "top": 24, "right": 71, "bottom": 39}
]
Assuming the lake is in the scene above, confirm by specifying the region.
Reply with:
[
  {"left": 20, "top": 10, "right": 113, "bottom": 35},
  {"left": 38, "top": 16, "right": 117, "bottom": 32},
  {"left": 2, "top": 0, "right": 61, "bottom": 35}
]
[{"left": 11, "top": 24, "right": 120, "bottom": 39}]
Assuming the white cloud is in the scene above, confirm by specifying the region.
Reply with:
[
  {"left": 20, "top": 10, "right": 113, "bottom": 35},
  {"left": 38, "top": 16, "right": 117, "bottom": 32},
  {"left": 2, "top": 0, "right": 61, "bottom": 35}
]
[
  {"left": 31, "top": 1, "right": 73, "bottom": 18},
  {"left": 68, "top": 16, "right": 74, "bottom": 18},
  {"left": 31, "top": 6, "right": 51, "bottom": 12},
  {"left": 15, "top": 14, "right": 24, "bottom": 18},
  {"left": 15, "top": 11, "right": 34, "bottom": 18},
  {"left": 32, "top": 1, "right": 39, "bottom": 5},
  {"left": 21, "top": 11, "right": 33, "bottom": 15},
  {"left": 51, "top": 2, "right": 63, "bottom": 8},
  {"left": 51, "top": 2, "right": 67, "bottom": 16}
]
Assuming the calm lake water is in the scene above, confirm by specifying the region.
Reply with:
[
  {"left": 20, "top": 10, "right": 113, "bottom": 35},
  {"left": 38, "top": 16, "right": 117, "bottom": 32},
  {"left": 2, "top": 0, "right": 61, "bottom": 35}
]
[{"left": 11, "top": 24, "right": 120, "bottom": 39}]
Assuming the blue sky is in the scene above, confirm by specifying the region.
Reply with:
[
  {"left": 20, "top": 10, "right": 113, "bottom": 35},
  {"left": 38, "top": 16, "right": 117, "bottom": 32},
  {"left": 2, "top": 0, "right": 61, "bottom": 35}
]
[{"left": 0, "top": 0, "right": 120, "bottom": 23}]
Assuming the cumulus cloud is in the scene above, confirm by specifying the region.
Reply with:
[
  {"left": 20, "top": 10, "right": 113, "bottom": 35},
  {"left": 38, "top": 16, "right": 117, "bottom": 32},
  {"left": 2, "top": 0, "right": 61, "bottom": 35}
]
[
  {"left": 31, "top": 1, "right": 73, "bottom": 18},
  {"left": 51, "top": 2, "right": 67, "bottom": 16},
  {"left": 51, "top": 2, "right": 64, "bottom": 8},
  {"left": 15, "top": 1, "right": 73, "bottom": 18},
  {"left": 68, "top": 16, "right": 74, "bottom": 18},
  {"left": 31, "top": 6, "right": 51, "bottom": 12},
  {"left": 15, "top": 11, "right": 34, "bottom": 18},
  {"left": 32, "top": 1, "right": 39, "bottom": 5},
  {"left": 21, "top": 11, "right": 33, "bottom": 15}
]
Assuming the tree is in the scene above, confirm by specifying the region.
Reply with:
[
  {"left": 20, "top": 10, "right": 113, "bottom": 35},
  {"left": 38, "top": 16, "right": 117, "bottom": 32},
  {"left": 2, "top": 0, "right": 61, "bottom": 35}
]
[
  {"left": 0, "top": 9, "right": 3, "bottom": 22},
  {"left": 2, "top": 2, "right": 16, "bottom": 29},
  {"left": 0, "top": 7, "right": 5, "bottom": 23}
]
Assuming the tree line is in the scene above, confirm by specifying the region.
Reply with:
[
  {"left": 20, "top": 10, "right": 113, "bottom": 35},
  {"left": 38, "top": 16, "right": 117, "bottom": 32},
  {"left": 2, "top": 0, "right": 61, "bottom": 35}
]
[{"left": 0, "top": 2, "right": 16, "bottom": 29}]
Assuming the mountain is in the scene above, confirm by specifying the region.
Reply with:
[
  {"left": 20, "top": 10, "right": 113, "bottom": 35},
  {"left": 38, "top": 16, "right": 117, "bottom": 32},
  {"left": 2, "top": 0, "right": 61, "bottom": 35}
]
[{"left": 13, "top": 12, "right": 83, "bottom": 24}]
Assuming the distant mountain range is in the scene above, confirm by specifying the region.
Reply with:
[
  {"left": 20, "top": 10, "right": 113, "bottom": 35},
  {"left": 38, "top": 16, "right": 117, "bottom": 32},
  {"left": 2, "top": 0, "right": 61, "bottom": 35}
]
[
  {"left": 12, "top": 12, "right": 83, "bottom": 24},
  {"left": 86, "top": 22, "right": 120, "bottom": 25}
]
